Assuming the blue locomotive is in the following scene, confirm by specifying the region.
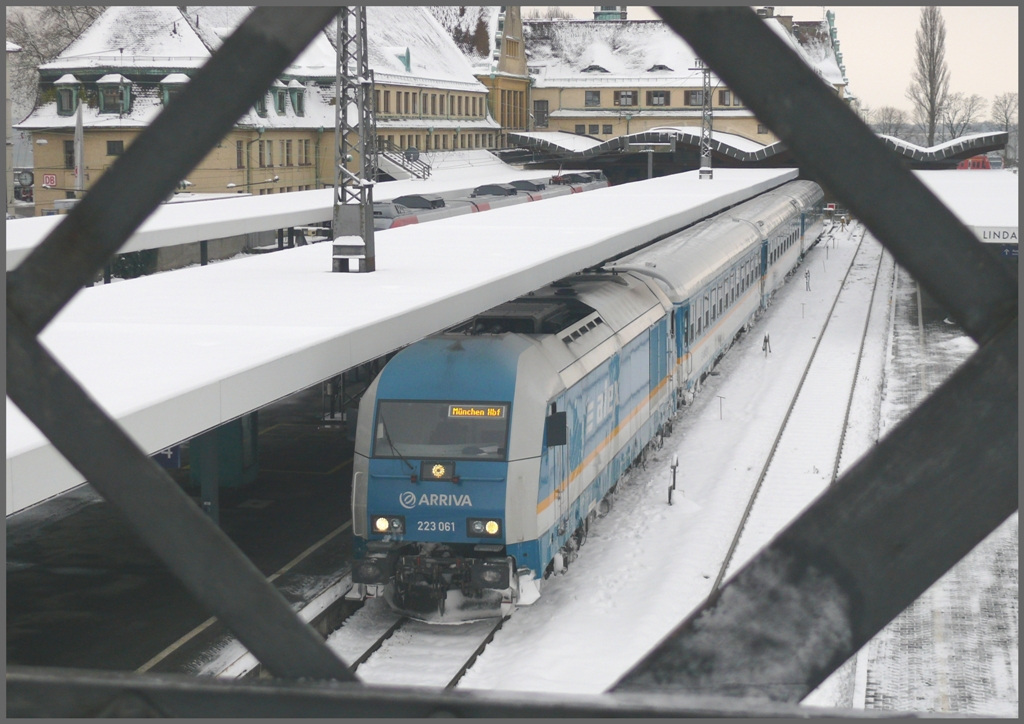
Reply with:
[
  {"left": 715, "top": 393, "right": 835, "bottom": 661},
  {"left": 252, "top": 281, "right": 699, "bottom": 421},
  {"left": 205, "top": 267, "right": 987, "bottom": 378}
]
[{"left": 349, "top": 180, "right": 824, "bottom": 620}]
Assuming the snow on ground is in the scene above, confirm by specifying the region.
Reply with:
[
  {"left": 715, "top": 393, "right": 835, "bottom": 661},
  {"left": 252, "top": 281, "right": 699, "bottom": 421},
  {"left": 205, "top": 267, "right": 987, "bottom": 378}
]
[
  {"left": 841, "top": 263, "right": 1018, "bottom": 716},
  {"left": 726, "top": 234, "right": 886, "bottom": 576},
  {"left": 457, "top": 222, "right": 865, "bottom": 695}
]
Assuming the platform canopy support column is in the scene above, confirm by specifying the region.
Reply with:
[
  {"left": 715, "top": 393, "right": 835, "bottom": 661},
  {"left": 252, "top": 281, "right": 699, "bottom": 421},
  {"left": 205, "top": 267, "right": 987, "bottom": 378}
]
[{"left": 332, "top": 6, "right": 377, "bottom": 273}]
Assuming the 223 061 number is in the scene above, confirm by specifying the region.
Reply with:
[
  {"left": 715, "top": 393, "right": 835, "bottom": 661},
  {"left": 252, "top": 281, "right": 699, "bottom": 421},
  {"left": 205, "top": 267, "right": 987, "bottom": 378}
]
[{"left": 417, "top": 521, "right": 456, "bottom": 532}]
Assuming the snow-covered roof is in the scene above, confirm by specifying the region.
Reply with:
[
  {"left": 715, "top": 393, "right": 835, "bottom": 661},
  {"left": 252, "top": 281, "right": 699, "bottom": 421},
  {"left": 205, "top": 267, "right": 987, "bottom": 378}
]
[
  {"left": 7, "top": 41, "right": 21, "bottom": 52},
  {"left": 428, "top": 6, "right": 505, "bottom": 76},
  {"left": 508, "top": 131, "right": 605, "bottom": 153},
  {"left": 878, "top": 132, "right": 1011, "bottom": 162},
  {"left": 789, "top": 19, "right": 845, "bottom": 89},
  {"left": 53, "top": 74, "right": 81, "bottom": 85},
  {"left": 40, "top": 6, "right": 213, "bottom": 71},
  {"left": 160, "top": 73, "right": 190, "bottom": 84},
  {"left": 764, "top": 17, "right": 843, "bottom": 91},
  {"left": 97, "top": 73, "right": 130, "bottom": 84},
  {"left": 524, "top": 20, "right": 716, "bottom": 88}
]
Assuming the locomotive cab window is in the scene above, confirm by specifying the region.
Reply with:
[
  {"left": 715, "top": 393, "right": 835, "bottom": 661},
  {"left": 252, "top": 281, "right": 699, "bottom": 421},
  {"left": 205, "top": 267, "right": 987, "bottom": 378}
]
[{"left": 373, "top": 400, "right": 510, "bottom": 461}]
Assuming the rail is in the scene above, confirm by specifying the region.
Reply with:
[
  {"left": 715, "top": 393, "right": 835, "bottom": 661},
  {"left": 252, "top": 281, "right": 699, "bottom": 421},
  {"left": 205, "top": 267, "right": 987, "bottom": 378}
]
[{"left": 6, "top": 6, "right": 1016, "bottom": 717}]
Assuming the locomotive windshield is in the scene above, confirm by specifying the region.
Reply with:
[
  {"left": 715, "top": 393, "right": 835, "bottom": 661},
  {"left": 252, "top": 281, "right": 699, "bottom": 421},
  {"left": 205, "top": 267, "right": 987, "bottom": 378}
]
[{"left": 373, "top": 401, "right": 510, "bottom": 462}]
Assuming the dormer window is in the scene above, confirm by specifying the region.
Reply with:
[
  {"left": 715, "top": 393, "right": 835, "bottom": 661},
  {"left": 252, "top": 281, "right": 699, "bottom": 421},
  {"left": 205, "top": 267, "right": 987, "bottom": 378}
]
[
  {"left": 288, "top": 79, "right": 305, "bottom": 117},
  {"left": 97, "top": 74, "right": 131, "bottom": 114},
  {"left": 159, "top": 73, "right": 189, "bottom": 106},
  {"left": 255, "top": 93, "right": 267, "bottom": 117},
  {"left": 53, "top": 74, "right": 81, "bottom": 116},
  {"left": 581, "top": 64, "right": 610, "bottom": 73},
  {"left": 272, "top": 80, "right": 287, "bottom": 115},
  {"left": 647, "top": 64, "right": 674, "bottom": 72}
]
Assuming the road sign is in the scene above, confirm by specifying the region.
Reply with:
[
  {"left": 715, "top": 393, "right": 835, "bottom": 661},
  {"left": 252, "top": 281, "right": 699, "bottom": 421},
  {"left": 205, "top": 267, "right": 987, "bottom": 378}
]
[
  {"left": 42, "top": 174, "right": 57, "bottom": 187},
  {"left": 826, "top": 203, "right": 836, "bottom": 211}
]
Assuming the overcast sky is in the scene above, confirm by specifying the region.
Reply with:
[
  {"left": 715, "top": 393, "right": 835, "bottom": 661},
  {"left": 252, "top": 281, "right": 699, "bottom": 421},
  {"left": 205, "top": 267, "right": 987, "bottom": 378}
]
[{"left": 534, "top": 6, "right": 1018, "bottom": 113}]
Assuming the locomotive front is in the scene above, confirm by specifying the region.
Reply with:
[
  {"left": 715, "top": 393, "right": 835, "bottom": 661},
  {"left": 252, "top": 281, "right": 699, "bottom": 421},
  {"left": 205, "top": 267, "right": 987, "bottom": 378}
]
[{"left": 350, "top": 335, "right": 546, "bottom": 622}]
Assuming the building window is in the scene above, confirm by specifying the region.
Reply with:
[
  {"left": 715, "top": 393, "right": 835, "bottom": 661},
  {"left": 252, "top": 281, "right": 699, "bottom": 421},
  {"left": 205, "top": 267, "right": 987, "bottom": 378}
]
[
  {"left": 449, "top": 96, "right": 455, "bottom": 115},
  {"left": 734, "top": 94, "right": 742, "bottom": 106},
  {"left": 304, "top": 139, "right": 311, "bottom": 165},
  {"left": 237, "top": 140, "right": 244, "bottom": 168},
  {"left": 614, "top": 90, "right": 637, "bottom": 107},
  {"left": 100, "top": 84, "right": 126, "bottom": 114},
  {"left": 646, "top": 90, "right": 670, "bottom": 106},
  {"left": 585, "top": 90, "right": 601, "bottom": 107},
  {"left": 106, "top": 140, "right": 124, "bottom": 156},
  {"left": 758, "top": 124, "right": 769, "bottom": 135},
  {"left": 258, "top": 141, "right": 265, "bottom": 168},
  {"left": 375, "top": 90, "right": 381, "bottom": 111},
  {"left": 291, "top": 89, "right": 304, "bottom": 116},
  {"left": 286, "top": 140, "right": 292, "bottom": 166},
  {"left": 412, "top": 93, "right": 418, "bottom": 114},
  {"left": 404, "top": 91, "right": 410, "bottom": 114},
  {"left": 684, "top": 90, "right": 704, "bottom": 106},
  {"left": 458, "top": 96, "right": 462, "bottom": 116},
  {"left": 275, "top": 90, "right": 286, "bottom": 115},
  {"left": 64, "top": 140, "right": 75, "bottom": 169},
  {"left": 719, "top": 90, "right": 733, "bottom": 106},
  {"left": 431, "top": 94, "right": 437, "bottom": 115},
  {"left": 267, "top": 141, "right": 273, "bottom": 167},
  {"left": 255, "top": 94, "right": 267, "bottom": 117},
  {"left": 471, "top": 97, "right": 476, "bottom": 116},
  {"left": 57, "top": 88, "right": 76, "bottom": 115},
  {"left": 603, "top": 124, "right": 613, "bottom": 134},
  {"left": 384, "top": 90, "right": 390, "bottom": 113},
  {"left": 588, "top": 124, "right": 599, "bottom": 134},
  {"left": 442, "top": 134, "right": 447, "bottom": 149},
  {"left": 575, "top": 124, "right": 586, "bottom": 135},
  {"left": 505, "top": 38, "right": 519, "bottom": 58},
  {"left": 533, "top": 100, "right": 549, "bottom": 128}
]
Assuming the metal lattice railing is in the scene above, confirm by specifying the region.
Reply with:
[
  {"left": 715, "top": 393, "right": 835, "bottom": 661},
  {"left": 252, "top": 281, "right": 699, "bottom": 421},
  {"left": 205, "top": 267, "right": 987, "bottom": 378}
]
[{"left": 6, "top": 6, "right": 1016, "bottom": 717}]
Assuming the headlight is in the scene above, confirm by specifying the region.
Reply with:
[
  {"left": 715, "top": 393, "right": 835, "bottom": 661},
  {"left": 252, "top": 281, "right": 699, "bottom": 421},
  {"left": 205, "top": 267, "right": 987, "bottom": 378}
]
[
  {"left": 480, "top": 568, "right": 501, "bottom": 583},
  {"left": 372, "top": 515, "right": 404, "bottom": 534},
  {"left": 467, "top": 518, "right": 502, "bottom": 538}
]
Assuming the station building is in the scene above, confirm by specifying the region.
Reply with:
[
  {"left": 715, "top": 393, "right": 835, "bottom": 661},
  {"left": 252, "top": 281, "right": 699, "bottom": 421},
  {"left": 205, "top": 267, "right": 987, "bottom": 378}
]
[
  {"left": 521, "top": 6, "right": 847, "bottom": 145},
  {"left": 15, "top": 6, "right": 499, "bottom": 215},
  {"left": 428, "top": 6, "right": 532, "bottom": 148}
]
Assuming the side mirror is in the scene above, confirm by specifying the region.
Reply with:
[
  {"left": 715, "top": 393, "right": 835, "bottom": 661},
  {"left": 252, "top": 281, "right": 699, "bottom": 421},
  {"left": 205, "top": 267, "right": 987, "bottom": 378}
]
[{"left": 545, "top": 411, "right": 567, "bottom": 447}]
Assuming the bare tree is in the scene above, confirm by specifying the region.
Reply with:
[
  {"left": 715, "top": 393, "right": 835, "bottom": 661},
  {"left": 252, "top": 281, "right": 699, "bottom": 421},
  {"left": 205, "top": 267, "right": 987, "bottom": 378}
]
[
  {"left": 991, "top": 92, "right": 1019, "bottom": 165},
  {"left": 874, "top": 106, "right": 909, "bottom": 139},
  {"left": 905, "top": 6, "right": 950, "bottom": 147},
  {"left": 6, "top": 6, "right": 106, "bottom": 121},
  {"left": 851, "top": 99, "right": 873, "bottom": 126},
  {"left": 525, "top": 7, "right": 574, "bottom": 20},
  {"left": 939, "top": 92, "right": 988, "bottom": 141}
]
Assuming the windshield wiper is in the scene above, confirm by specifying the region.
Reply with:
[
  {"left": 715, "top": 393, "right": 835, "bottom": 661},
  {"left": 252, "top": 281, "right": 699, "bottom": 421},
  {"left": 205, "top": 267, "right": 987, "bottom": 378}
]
[{"left": 378, "top": 408, "right": 414, "bottom": 472}]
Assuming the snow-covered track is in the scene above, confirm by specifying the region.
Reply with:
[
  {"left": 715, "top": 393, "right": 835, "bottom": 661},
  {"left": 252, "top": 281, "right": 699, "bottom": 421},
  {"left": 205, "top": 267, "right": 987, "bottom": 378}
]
[
  {"left": 714, "top": 228, "right": 880, "bottom": 588},
  {"left": 326, "top": 597, "right": 506, "bottom": 687}
]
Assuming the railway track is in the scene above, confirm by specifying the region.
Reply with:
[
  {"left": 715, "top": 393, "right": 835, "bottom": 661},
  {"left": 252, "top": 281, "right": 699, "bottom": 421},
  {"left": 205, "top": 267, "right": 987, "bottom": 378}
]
[
  {"left": 326, "top": 597, "right": 507, "bottom": 688},
  {"left": 710, "top": 228, "right": 887, "bottom": 589}
]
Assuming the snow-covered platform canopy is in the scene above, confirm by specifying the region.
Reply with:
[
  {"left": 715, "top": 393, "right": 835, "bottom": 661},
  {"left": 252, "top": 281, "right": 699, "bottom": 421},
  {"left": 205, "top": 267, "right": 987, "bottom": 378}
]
[
  {"left": 508, "top": 129, "right": 1010, "bottom": 169},
  {"left": 7, "top": 168, "right": 797, "bottom": 515},
  {"left": 915, "top": 170, "right": 1018, "bottom": 247},
  {"left": 5, "top": 151, "right": 557, "bottom": 271}
]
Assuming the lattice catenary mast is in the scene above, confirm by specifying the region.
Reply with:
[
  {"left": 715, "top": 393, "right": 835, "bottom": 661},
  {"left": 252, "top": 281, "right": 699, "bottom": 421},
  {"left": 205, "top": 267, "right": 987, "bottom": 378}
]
[
  {"left": 332, "top": 7, "right": 378, "bottom": 273},
  {"left": 691, "top": 57, "right": 713, "bottom": 180}
]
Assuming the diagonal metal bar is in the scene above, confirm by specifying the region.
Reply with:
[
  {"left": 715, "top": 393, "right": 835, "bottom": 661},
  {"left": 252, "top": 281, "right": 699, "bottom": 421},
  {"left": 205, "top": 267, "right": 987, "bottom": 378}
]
[
  {"left": 5, "top": 5, "right": 353, "bottom": 681},
  {"left": 652, "top": 7, "right": 1015, "bottom": 347},
  {"left": 7, "top": 6, "right": 339, "bottom": 337},
  {"left": 613, "top": 320, "right": 1017, "bottom": 701},
  {"left": 6, "top": 665, "right": 936, "bottom": 718},
  {"left": 7, "top": 309, "right": 354, "bottom": 681}
]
